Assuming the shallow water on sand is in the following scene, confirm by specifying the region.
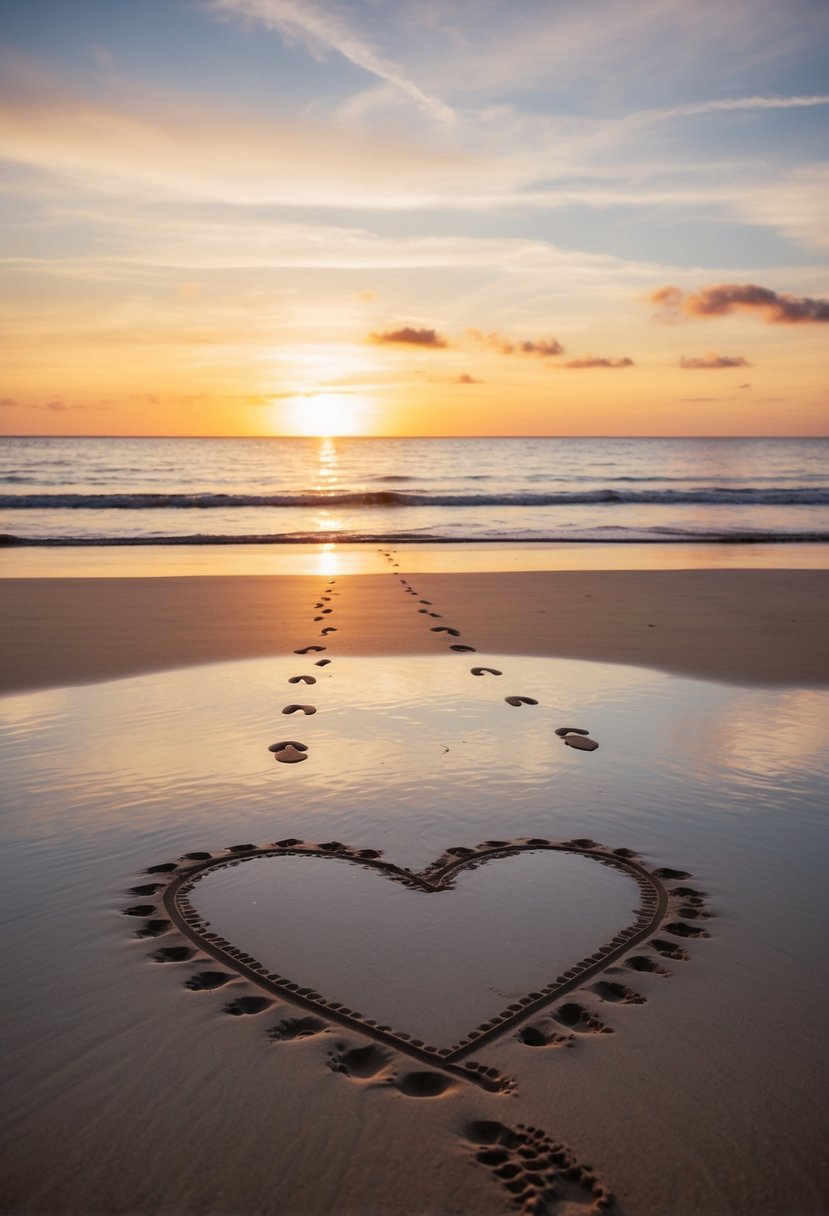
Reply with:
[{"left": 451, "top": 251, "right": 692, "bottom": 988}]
[{"left": 1, "top": 653, "right": 828, "bottom": 1214}]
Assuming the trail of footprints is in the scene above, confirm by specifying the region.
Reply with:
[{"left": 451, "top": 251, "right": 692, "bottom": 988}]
[
  {"left": 267, "top": 576, "right": 341, "bottom": 764},
  {"left": 377, "top": 547, "right": 601, "bottom": 752},
  {"left": 267, "top": 551, "right": 602, "bottom": 766}
]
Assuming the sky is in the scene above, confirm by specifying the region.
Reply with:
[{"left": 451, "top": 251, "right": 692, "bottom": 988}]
[{"left": 1, "top": 0, "right": 828, "bottom": 437}]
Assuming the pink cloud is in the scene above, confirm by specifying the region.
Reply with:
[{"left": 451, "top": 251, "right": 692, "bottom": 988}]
[
  {"left": 652, "top": 283, "right": 829, "bottom": 324},
  {"left": 370, "top": 326, "right": 449, "bottom": 347},
  {"left": 679, "top": 353, "right": 752, "bottom": 369}
]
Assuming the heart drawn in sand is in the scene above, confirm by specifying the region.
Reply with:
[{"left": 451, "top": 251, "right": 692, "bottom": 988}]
[{"left": 142, "top": 839, "right": 690, "bottom": 1084}]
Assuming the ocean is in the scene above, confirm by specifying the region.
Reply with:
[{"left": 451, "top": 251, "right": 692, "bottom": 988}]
[{"left": 1, "top": 435, "right": 828, "bottom": 546}]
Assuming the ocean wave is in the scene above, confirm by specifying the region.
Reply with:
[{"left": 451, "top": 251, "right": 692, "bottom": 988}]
[
  {"left": 3, "top": 529, "right": 829, "bottom": 547},
  {"left": 2, "top": 487, "right": 829, "bottom": 509}
]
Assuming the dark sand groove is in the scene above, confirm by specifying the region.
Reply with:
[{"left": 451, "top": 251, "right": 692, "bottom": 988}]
[{"left": 135, "top": 836, "right": 704, "bottom": 1092}]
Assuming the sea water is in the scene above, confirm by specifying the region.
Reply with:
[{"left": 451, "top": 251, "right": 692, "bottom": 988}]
[{"left": 2, "top": 435, "right": 828, "bottom": 546}]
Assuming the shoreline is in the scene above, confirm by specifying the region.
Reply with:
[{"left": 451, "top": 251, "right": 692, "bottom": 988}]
[{"left": 3, "top": 565, "right": 828, "bottom": 694}]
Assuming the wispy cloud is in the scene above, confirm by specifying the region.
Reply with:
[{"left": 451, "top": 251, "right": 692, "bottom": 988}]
[
  {"left": 0, "top": 51, "right": 470, "bottom": 209},
  {"left": 467, "top": 330, "right": 564, "bottom": 356},
  {"left": 369, "top": 326, "right": 449, "bottom": 348},
  {"left": 646, "top": 93, "right": 829, "bottom": 122},
  {"left": 679, "top": 353, "right": 751, "bottom": 368},
  {"left": 735, "top": 165, "right": 829, "bottom": 250},
  {"left": 206, "top": 0, "right": 455, "bottom": 123},
  {"left": 562, "top": 355, "right": 634, "bottom": 369},
  {"left": 651, "top": 284, "right": 829, "bottom": 324}
]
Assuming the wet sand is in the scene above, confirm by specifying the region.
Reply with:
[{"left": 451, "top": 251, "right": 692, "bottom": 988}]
[
  {"left": 2, "top": 567, "right": 828, "bottom": 695},
  {"left": 2, "top": 547, "right": 828, "bottom": 1216}
]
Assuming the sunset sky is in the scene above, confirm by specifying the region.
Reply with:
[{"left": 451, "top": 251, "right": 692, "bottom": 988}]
[{"left": 1, "top": 0, "right": 828, "bottom": 437}]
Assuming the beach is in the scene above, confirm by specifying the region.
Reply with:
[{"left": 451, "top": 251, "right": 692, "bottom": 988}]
[
  {"left": 2, "top": 545, "right": 829, "bottom": 1216},
  {"left": 3, "top": 565, "right": 829, "bottom": 695},
  {"left": 5, "top": 0, "right": 829, "bottom": 1201}
]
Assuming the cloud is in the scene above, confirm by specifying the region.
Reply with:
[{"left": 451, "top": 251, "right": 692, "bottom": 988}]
[
  {"left": 735, "top": 165, "right": 829, "bottom": 251},
  {"left": 205, "top": 0, "right": 455, "bottom": 123},
  {"left": 0, "top": 51, "right": 471, "bottom": 210},
  {"left": 563, "top": 355, "right": 634, "bottom": 368},
  {"left": 679, "top": 353, "right": 752, "bottom": 368},
  {"left": 651, "top": 283, "right": 829, "bottom": 324},
  {"left": 369, "top": 326, "right": 449, "bottom": 348},
  {"left": 467, "top": 329, "right": 564, "bottom": 356},
  {"left": 646, "top": 93, "right": 829, "bottom": 123}
]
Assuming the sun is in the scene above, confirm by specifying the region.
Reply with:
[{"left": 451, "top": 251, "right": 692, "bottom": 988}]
[{"left": 275, "top": 391, "right": 375, "bottom": 437}]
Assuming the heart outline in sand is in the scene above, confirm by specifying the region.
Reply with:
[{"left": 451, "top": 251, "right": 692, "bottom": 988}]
[{"left": 131, "top": 837, "right": 699, "bottom": 1088}]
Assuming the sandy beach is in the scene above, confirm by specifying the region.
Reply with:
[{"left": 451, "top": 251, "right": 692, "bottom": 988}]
[
  {"left": 2, "top": 549, "right": 829, "bottom": 1216},
  {"left": 3, "top": 566, "right": 828, "bottom": 695}
]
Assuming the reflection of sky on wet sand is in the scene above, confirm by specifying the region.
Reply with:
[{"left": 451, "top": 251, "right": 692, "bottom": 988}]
[
  {"left": 1, "top": 654, "right": 827, "bottom": 860},
  {"left": 2, "top": 652, "right": 828, "bottom": 1215}
]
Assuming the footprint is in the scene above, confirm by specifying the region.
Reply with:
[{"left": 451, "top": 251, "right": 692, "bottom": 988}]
[
  {"left": 471, "top": 667, "right": 502, "bottom": 677},
  {"left": 555, "top": 726, "right": 589, "bottom": 737},
  {"left": 431, "top": 626, "right": 461, "bottom": 636},
  {"left": 135, "top": 920, "right": 171, "bottom": 938},
  {"left": 281, "top": 704, "right": 317, "bottom": 716},
  {"left": 288, "top": 675, "right": 316, "bottom": 685},
  {"left": 185, "top": 971, "right": 234, "bottom": 991},
  {"left": 269, "top": 1016, "right": 329, "bottom": 1041},
  {"left": 552, "top": 1002, "right": 612, "bottom": 1034},
  {"left": 450, "top": 644, "right": 477, "bottom": 653},
  {"left": 153, "top": 946, "right": 195, "bottom": 963},
  {"left": 462, "top": 1120, "right": 613, "bottom": 1214},
  {"left": 268, "top": 740, "right": 309, "bottom": 763},
  {"left": 224, "top": 996, "right": 273, "bottom": 1016},
  {"left": 321, "top": 627, "right": 337, "bottom": 635},
  {"left": 393, "top": 1071, "right": 455, "bottom": 1098},
  {"left": 123, "top": 904, "right": 157, "bottom": 917},
  {"left": 295, "top": 645, "right": 326, "bottom": 655},
  {"left": 564, "top": 735, "right": 599, "bottom": 751},
  {"left": 131, "top": 883, "right": 163, "bottom": 896},
  {"left": 625, "top": 954, "right": 671, "bottom": 976},
  {"left": 651, "top": 938, "right": 689, "bottom": 961},
  {"left": 505, "top": 696, "right": 538, "bottom": 707},
  {"left": 516, "top": 1020, "right": 574, "bottom": 1049},
  {"left": 589, "top": 981, "right": 646, "bottom": 1004},
  {"left": 664, "top": 921, "right": 710, "bottom": 939},
  {"left": 315, "top": 658, "right": 332, "bottom": 667},
  {"left": 328, "top": 1043, "right": 391, "bottom": 1080}
]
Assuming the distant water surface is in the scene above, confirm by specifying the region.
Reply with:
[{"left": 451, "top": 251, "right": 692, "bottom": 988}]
[{"left": 1, "top": 435, "right": 828, "bottom": 545}]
